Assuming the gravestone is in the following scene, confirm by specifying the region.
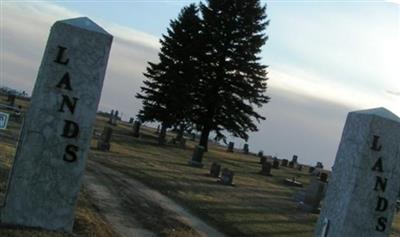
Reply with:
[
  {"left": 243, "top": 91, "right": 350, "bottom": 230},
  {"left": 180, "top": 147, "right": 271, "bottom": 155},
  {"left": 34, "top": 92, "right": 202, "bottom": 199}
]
[
  {"left": 1, "top": 17, "right": 112, "bottom": 232},
  {"left": 316, "top": 161, "right": 323, "bottom": 169},
  {"left": 108, "top": 109, "right": 114, "bottom": 124},
  {"left": 309, "top": 166, "right": 315, "bottom": 173},
  {"left": 132, "top": 120, "right": 141, "bottom": 138},
  {"left": 243, "top": 143, "right": 249, "bottom": 154},
  {"left": 220, "top": 168, "right": 234, "bottom": 185},
  {"left": 97, "top": 126, "right": 113, "bottom": 151},
  {"left": 155, "top": 125, "right": 160, "bottom": 134},
  {"left": 188, "top": 145, "right": 205, "bottom": 168},
  {"left": 257, "top": 150, "right": 264, "bottom": 158},
  {"left": 227, "top": 142, "right": 234, "bottom": 152},
  {"left": 319, "top": 172, "right": 328, "bottom": 183},
  {"left": 299, "top": 178, "right": 327, "bottom": 213},
  {"left": 129, "top": 117, "right": 134, "bottom": 123},
  {"left": 281, "top": 159, "right": 288, "bottom": 167},
  {"left": 292, "top": 155, "right": 298, "bottom": 163},
  {"left": 272, "top": 158, "right": 280, "bottom": 169},
  {"left": 315, "top": 108, "right": 400, "bottom": 237},
  {"left": 0, "top": 112, "right": 9, "bottom": 130},
  {"left": 259, "top": 156, "right": 266, "bottom": 164},
  {"left": 260, "top": 161, "right": 272, "bottom": 176},
  {"left": 7, "top": 94, "right": 16, "bottom": 107},
  {"left": 210, "top": 162, "right": 221, "bottom": 177},
  {"left": 179, "top": 138, "right": 186, "bottom": 148},
  {"left": 288, "top": 161, "right": 295, "bottom": 168}
]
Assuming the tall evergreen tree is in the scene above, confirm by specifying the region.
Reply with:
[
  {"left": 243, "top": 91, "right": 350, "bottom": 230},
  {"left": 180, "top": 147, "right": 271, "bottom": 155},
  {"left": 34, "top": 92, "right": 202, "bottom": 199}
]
[
  {"left": 194, "top": 0, "right": 270, "bottom": 151},
  {"left": 136, "top": 4, "right": 203, "bottom": 144}
]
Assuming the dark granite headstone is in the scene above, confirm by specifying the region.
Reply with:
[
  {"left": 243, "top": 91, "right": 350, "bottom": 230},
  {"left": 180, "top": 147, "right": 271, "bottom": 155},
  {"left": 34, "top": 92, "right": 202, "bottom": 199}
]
[
  {"left": 129, "top": 117, "right": 134, "bottom": 123},
  {"left": 259, "top": 156, "right": 266, "bottom": 164},
  {"left": 132, "top": 121, "right": 141, "bottom": 137},
  {"left": 188, "top": 145, "right": 205, "bottom": 168},
  {"left": 308, "top": 166, "right": 315, "bottom": 173},
  {"left": 257, "top": 150, "right": 264, "bottom": 158},
  {"left": 243, "top": 143, "right": 249, "bottom": 154},
  {"left": 272, "top": 158, "right": 280, "bottom": 169},
  {"left": 320, "top": 172, "right": 328, "bottom": 182},
  {"left": 210, "top": 162, "right": 221, "bottom": 177},
  {"left": 281, "top": 159, "right": 288, "bottom": 167},
  {"left": 292, "top": 155, "right": 298, "bottom": 163},
  {"left": 227, "top": 142, "right": 234, "bottom": 152},
  {"left": 260, "top": 162, "right": 272, "bottom": 176},
  {"left": 8, "top": 94, "right": 16, "bottom": 107},
  {"left": 288, "top": 161, "right": 295, "bottom": 168}
]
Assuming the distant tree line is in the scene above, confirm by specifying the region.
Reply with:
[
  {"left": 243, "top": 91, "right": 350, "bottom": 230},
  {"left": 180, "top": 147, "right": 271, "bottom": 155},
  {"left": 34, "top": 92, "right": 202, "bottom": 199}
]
[{"left": 136, "top": 0, "right": 270, "bottom": 151}]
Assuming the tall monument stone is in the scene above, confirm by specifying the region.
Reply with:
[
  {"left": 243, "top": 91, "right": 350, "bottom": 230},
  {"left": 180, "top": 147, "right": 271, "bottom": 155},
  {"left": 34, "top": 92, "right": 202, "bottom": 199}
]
[
  {"left": 315, "top": 108, "right": 400, "bottom": 237},
  {"left": 1, "top": 17, "right": 112, "bottom": 232}
]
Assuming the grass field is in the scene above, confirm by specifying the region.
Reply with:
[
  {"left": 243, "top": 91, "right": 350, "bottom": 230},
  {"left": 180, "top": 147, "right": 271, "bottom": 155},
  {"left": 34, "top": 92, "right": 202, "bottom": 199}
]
[{"left": 0, "top": 94, "right": 399, "bottom": 237}]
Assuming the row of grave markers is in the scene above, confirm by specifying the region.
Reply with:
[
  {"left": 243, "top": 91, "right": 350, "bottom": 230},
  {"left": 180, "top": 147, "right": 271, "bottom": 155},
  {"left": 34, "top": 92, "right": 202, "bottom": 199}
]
[{"left": 0, "top": 17, "right": 399, "bottom": 237}]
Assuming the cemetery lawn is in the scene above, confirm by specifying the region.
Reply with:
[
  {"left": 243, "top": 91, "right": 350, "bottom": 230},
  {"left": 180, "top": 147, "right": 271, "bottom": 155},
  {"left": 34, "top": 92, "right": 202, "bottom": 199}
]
[
  {"left": 90, "top": 117, "right": 400, "bottom": 237},
  {"left": 0, "top": 95, "right": 399, "bottom": 237}
]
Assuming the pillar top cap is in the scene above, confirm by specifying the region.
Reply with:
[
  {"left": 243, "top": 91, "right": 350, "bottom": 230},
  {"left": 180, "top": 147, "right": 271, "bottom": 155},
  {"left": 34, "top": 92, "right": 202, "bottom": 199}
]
[
  {"left": 56, "top": 17, "right": 111, "bottom": 35},
  {"left": 352, "top": 107, "right": 400, "bottom": 123}
]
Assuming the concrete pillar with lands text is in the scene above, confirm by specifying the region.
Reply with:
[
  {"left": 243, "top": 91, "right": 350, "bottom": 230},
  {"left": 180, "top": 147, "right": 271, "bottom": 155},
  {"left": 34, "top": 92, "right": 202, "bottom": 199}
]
[
  {"left": 315, "top": 107, "right": 400, "bottom": 237},
  {"left": 1, "top": 17, "right": 112, "bottom": 232}
]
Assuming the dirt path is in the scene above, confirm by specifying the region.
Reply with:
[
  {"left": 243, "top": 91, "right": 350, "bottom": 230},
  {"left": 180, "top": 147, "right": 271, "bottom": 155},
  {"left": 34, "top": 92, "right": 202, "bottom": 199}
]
[{"left": 84, "top": 160, "right": 226, "bottom": 237}]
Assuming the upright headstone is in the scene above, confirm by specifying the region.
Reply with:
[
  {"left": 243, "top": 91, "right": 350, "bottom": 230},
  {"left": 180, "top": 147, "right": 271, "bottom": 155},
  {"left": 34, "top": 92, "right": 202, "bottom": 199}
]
[
  {"left": 7, "top": 94, "right": 16, "bottom": 107},
  {"left": 220, "top": 168, "right": 234, "bottom": 185},
  {"left": 316, "top": 161, "right": 324, "bottom": 169},
  {"left": 97, "top": 126, "right": 113, "bottom": 151},
  {"left": 272, "top": 157, "right": 280, "bottom": 169},
  {"left": 281, "top": 159, "right": 288, "bottom": 167},
  {"left": 210, "top": 162, "right": 221, "bottom": 177},
  {"left": 315, "top": 108, "right": 400, "bottom": 237},
  {"left": 108, "top": 109, "right": 114, "bottom": 124},
  {"left": 300, "top": 178, "right": 327, "bottom": 213},
  {"left": 129, "top": 117, "right": 134, "bottom": 124},
  {"left": 258, "top": 150, "right": 264, "bottom": 158},
  {"left": 292, "top": 155, "right": 298, "bottom": 164},
  {"left": 243, "top": 143, "right": 249, "bottom": 154},
  {"left": 132, "top": 121, "right": 141, "bottom": 138},
  {"left": 188, "top": 145, "right": 205, "bottom": 168},
  {"left": 288, "top": 161, "right": 295, "bottom": 168},
  {"left": 227, "top": 142, "right": 234, "bottom": 152},
  {"left": 260, "top": 161, "right": 272, "bottom": 176},
  {"left": 155, "top": 125, "right": 160, "bottom": 134},
  {"left": 1, "top": 17, "right": 112, "bottom": 232},
  {"left": 259, "top": 156, "right": 266, "bottom": 164}
]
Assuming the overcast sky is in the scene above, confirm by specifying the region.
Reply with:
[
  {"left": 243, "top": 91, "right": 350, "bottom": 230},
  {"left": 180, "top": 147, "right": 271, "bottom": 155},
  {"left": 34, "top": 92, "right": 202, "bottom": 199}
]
[{"left": 1, "top": 1, "right": 399, "bottom": 168}]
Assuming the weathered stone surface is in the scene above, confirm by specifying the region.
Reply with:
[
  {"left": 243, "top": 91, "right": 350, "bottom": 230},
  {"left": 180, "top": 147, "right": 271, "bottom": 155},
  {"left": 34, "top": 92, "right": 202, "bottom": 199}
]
[
  {"left": 315, "top": 108, "right": 400, "bottom": 237},
  {"left": 1, "top": 17, "right": 112, "bottom": 232}
]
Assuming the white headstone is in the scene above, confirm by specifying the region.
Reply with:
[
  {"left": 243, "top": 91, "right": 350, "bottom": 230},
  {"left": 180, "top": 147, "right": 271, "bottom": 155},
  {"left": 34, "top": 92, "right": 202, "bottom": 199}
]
[
  {"left": 1, "top": 17, "right": 112, "bottom": 232},
  {"left": 315, "top": 107, "right": 400, "bottom": 237},
  {"left": 0, "top": 112, "right": 9, "bottom": 129}
]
